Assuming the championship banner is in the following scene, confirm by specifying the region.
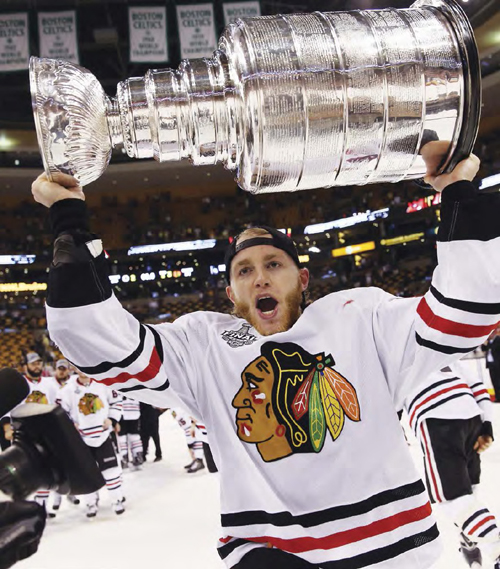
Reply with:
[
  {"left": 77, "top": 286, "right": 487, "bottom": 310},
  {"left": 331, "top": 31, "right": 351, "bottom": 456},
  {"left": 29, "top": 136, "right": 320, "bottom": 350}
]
[
  {"left": 223, "top": 2, "right": 261, "bottom": 26},
  {"left": 38, "top": 10, "right": 79, "bottom": 63},
  {"left": 129, "top": 6, "right": 168, "bottom": 63},
  {"left": 0, "top": 13, "right": 29, "bottom": 72},
  {"left": 176, "top": 3, "right": 216, "bottom": 59}
]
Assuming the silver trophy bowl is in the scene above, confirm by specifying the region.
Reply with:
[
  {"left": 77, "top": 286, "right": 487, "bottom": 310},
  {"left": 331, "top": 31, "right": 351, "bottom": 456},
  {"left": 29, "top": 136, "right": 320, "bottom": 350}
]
[{"left": 30, "top": 0, "right": 480, "bottom": 193}]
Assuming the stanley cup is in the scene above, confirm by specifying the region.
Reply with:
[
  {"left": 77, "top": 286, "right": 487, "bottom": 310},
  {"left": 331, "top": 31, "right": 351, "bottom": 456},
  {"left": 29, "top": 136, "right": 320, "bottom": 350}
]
[{"left": 29, "top": 0, "right": 480, "bottom": 194}]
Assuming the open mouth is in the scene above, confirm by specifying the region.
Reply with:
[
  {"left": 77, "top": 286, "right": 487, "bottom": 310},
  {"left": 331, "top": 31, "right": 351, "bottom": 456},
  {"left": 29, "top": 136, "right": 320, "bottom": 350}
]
[{"left": 256, "top": 296, "right": 278, "bottom": 318}]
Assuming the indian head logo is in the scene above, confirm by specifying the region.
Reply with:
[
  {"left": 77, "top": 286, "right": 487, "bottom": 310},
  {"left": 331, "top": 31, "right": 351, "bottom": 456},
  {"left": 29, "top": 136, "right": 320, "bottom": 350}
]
[
  {"left": 232, "top": 342, "right": 361, "bottom": 462},
  {"left": 78, "top": 393, "right": 104, "bottom": 416},
  {"left": 25, "top": 391, "right": 48, "bottom": 405},
  {"left": 222, "top": 323, "right": 257, "bottom": 348}
]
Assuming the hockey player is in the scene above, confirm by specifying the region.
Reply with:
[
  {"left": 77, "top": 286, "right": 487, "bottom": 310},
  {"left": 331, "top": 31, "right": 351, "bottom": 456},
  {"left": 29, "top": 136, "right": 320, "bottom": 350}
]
[
  {"left": 32, "top": 148, "right": 500, "bottom": 568},
  {"left": 2, "top": 352, "right": 58, "bottom": 515},
  {"left": 171, "top": 407, "right": 207, "bottom": 473},
  {"left": 140, "top": 402, "right": 163, "bottom": 462},
  {"left": 51, "top": 359, "right": 80, "bottom": 510},
  {"left": 404, "top": 361, "right": 498, "bottom": 568},
  {"left": 119, "top": 396, "right": 144, "bottom": 469},
  {"left": 59, "top": 370, "right": 125, "bottom": 517}
]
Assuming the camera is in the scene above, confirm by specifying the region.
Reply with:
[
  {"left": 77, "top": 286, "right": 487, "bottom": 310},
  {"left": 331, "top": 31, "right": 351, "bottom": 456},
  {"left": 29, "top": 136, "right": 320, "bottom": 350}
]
[{"left": 0, "top": 403, "right": 104, "bottom": 500}]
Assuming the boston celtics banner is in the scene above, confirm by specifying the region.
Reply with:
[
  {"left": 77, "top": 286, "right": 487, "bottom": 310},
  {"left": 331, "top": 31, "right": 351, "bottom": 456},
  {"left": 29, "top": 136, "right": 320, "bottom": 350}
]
[
  {"left": 38, "top": 10, "right": 79, "bottom": 63},
  {"left": 223, "top": 1, "right": 261, "bottom": 26},
  {"left": 129, "top": 6, "right": 168, "bottom": 63},
  {"left": 176, "top": 3, "right": 216, "bottom": 59},
  {"left": 0, "top": 13, "right": 29, "bottom": 72}
]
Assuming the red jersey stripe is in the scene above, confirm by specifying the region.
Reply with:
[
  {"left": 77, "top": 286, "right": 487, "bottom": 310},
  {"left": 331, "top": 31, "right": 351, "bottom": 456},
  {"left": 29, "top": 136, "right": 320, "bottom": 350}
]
[
  {"left": 469, "top": 515, "right": 496, "bottom": 536},
  {"left": 417, "top": 298, "right": 498, "bottom": 339},
  {"left": 100, "top": 347, "right": 162, "bottom": 386},
  {"left": 409, "top": 383, "right": 469, "bottom": 426},
  {"left": 244, "top": 503, "right": 432, "bottom": 553},
  {"left": 420, "top": 424, "right": 443, "bottom": 503}
]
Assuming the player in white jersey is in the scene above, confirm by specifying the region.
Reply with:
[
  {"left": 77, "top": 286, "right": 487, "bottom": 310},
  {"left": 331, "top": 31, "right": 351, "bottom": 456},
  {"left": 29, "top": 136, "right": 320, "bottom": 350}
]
[
  {"left": 60, "top": 370, "right": 125, "bottom": 517},
  {"left": 32, "top": 148, "right": 500, "bottom": 568},
  {"left": 171, "top": 407, "right": 207, "bottom": 473},
  {"left": 2, "top": 352, "right": 58, "bottom": 515},
  {"left": 404, "top": 361, "right": 499, "bottom": 568},
  {"left": 119, "top": 396, "right": 144, "bottom": 469}
]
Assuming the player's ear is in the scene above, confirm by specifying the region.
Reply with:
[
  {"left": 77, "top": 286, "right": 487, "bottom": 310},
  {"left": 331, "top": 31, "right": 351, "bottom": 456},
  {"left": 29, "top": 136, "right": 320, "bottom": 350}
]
[{"left": 226, "top": 285, "right": 235, "bottom": 304}]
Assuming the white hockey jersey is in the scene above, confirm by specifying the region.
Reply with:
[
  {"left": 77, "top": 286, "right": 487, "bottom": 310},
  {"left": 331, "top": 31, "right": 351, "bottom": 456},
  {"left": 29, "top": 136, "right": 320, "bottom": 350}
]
[
  {"left": 23, "top": 375, "right": 58, "bottom": 406},
  {"left": 404, "top": 360, "right": 493, "bottom": 435},
  {"left": 122, "top": 396, "right": 141, "bottom": 420},
  {"left": 60, "top": 379, "right": 123, "bottom": 447},
  {"left": 46, "top": 181, "right": 500, "bottom": 568}
]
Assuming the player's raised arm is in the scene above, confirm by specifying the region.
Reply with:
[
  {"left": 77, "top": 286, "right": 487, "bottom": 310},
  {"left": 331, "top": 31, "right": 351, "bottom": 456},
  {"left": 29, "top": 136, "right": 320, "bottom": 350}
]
[
  {"left": 31, "top": 175, "right": 200, "bottom": 419},
  {"left": 373, "top": 147, "right": 500, "bottom": 409}
]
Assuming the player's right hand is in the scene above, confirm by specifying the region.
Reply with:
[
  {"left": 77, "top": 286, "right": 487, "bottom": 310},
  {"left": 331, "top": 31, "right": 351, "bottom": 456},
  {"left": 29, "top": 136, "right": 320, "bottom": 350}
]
[{"left": 31, "top": 172, "right": 85, "bottom": 208}]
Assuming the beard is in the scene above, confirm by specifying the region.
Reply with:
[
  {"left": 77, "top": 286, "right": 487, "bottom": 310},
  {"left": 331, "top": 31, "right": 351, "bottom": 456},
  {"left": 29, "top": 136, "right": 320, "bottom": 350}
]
[
  {"left": 27, "top": 367, "right": 42, "bottom": 379},
  {"left": 233, "top": 281, "right": 304, "bottom": 336}
]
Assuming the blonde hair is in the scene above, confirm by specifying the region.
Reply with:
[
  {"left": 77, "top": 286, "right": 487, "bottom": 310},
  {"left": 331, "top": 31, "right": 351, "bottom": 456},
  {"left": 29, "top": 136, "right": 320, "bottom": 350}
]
[{"left": 235, "top": 226, "right": 272, "bottom": 245}]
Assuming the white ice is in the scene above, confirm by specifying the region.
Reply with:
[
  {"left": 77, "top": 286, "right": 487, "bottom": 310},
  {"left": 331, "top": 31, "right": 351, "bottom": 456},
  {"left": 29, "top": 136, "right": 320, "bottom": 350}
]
[{"left": 3, "top": 360, "right": 499, "bottom": 569}]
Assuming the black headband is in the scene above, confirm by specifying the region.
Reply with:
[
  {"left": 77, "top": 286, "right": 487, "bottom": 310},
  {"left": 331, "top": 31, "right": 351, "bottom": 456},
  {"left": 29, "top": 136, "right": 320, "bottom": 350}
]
[{"left": 224, "top": 226, "right": 301, "bottom": 284}]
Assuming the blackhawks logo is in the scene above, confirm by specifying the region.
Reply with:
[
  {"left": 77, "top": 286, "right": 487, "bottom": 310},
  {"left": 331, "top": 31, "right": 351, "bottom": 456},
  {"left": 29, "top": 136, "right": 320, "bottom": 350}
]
[
  {"left": 25, "top": 391, "right": 48, "bottom": 405},
  {"left": 232, "top": 342, "right": 361, "bottom": 462},
  {"left": 78, "top": 393, "right": 104, "bottom": 416}
]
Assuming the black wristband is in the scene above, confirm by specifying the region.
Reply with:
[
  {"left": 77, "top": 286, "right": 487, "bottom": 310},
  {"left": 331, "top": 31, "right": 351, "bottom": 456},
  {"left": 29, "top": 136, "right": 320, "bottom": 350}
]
[
  {"left": 438, "top": 180, "right": 500, "bottom": 243},
  {"left": 49, "top": 199, "right": 90, "bottom": 238},
  {"left": 480, "top": 421, "right": 494, "bottom": 441},
  {"left": 440, "top": 179, "right": 477, "bottom": 202}
]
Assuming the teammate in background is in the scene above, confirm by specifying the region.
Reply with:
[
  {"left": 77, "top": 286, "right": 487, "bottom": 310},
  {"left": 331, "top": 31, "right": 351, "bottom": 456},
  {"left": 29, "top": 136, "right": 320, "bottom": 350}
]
[
  {"left": 51, "top": 359, "right": 80, "bottom": 510},
  {"left": 59, "top": 370, "right": 125, "bottom": 517},
  {"left": 171, "top": 408, "right": 206, "bottom": 473},
  {"left": 32, "top": 149, "right": 500, "bottom": 568},
  {"left": 3, "top": 352, "right": 58, "bottom": 515},
  {"left": 119, "top": 396, "right": 144, "bottom": 469},
  {"left": 404, "top": 361, "right": 499, "bottom": 568},
  {"left": 483, "top": 325, "right": 500, "bottom": 402},
  {"left": 140, "top": 402, "right": 163, "bottom": 462}
]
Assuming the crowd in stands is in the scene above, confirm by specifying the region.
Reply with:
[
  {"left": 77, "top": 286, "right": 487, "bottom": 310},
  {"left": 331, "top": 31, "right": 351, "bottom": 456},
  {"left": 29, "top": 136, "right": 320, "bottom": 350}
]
[{"left": 1, "top": 135, "right": 498, "bottom": 369}]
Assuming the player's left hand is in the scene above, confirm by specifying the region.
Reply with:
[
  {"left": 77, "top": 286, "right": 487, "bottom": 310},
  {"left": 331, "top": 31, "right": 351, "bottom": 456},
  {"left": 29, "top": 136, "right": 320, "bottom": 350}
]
[
  {"left": 474, "top": 435, "right": 493, "bottom": 454},
  {"left": 421, "top": 140, "right": 480, "bottom": 192},
  {"left": 103, "top": 418, "right": 112, "bottom": 429}
]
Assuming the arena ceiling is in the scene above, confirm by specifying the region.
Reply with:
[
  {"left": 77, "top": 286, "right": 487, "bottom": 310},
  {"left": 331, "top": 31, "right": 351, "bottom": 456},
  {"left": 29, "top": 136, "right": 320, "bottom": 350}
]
[{"left": 0, "top": 0, "right": 499, "bottom": 196}]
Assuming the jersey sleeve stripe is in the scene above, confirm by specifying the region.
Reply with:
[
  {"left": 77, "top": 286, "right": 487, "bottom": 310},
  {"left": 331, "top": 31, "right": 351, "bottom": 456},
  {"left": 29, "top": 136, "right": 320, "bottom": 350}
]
[
  {"left": 76, "top": 324, "right": 148, "bottom": 375},
  {"left": 406, "top": 377, "right": 459, "bottom": 413},
  {"left": 430, "top": 285, "right": 500, "bottom": 315},
  {"left": 99, "top": 345, "right": 162, "bottom": 387},
  {"left": 415, "top": 333, "right": 473, "bottom": 355},
  {"left": 417, "top": 297, "right": 499, "bottom": 338}
]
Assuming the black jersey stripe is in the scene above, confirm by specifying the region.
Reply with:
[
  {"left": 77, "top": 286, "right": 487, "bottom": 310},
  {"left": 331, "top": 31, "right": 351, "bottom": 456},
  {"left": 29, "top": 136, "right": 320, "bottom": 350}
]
[
  {"left": 478, "top": 524, "right": 498, "bottom": 539},
  {"left": 76, "top": 324, "right": 148, "bottom": 375},
  {"left": 430, "top": 286, "right": 500, "bottom": 315},
  {"left": 415, "top": 333, "right": 473, "bottom": 355},
  {"left": 217, "top": 538, "right": 253, "bottom": 561},
  {"left": 221, "top": 480, "right": 425, "bottom": 529},
  {"left": 320, "top": 524, "right": 439, "bottom": 569},
  {"left": 407, "top": 377, "right": 460, "bottom": 414}
]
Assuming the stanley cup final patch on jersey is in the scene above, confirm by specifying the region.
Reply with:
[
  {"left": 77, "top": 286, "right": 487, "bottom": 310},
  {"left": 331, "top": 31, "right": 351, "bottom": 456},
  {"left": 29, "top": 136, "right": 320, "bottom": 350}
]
[
  {"left": 221, "top": 323, "right": 257, "bottom": 348},
  {"left": 232, "top": 341, "right": 361, "bottom": 462}
]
